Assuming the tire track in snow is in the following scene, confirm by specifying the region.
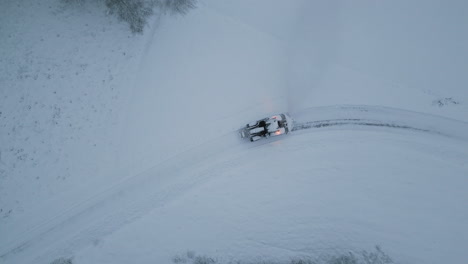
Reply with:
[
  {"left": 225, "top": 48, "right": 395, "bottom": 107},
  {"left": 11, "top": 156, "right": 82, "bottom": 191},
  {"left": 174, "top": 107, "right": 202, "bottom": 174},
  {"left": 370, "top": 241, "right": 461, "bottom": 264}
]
[
  {"left": 0, "top": 133, "right": 245, "bottom": 264},
  {"left": 292, "top": 118, "right": 433, "bottom": 134},
  {"left": 289, "top": 105, "right": 468, "bottom": 142}
]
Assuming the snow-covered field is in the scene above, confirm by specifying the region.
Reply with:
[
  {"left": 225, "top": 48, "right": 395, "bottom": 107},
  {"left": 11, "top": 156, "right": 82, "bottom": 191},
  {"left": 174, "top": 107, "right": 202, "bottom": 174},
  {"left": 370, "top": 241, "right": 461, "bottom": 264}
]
[{"left": 1, "top": 0, "right": 467, "bottom": 264}]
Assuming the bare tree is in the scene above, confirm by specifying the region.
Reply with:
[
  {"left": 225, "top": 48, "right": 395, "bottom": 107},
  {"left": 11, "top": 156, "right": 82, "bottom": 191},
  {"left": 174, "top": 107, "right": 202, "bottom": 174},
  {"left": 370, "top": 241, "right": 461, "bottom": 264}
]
[
  {"left": 61, "top": 0, "right": 197, "bottom": 33},
  {"left": 105, "top": 0, "right": 154, "bottom": 33},
  {"left": 159, "top": 0, "right": 197, "bottom": 15},
  {"left": 105, "top": 0, "right": 197, "bottom": 33}
]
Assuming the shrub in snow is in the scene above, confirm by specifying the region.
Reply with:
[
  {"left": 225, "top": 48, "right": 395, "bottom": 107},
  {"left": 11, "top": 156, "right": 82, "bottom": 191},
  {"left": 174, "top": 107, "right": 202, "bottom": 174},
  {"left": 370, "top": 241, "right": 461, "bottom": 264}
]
[
  {"left": 172, "top": 246, "right": 394, "bottom": 264},
  {"left": 60, "top": 0, "right": 85, "bottom": 5},
  {"left": 105, "top": 0, "right": 154, "bottom": 33},
  {"left": 61, "top": 0, "right": 196, "bottom": 33},
  {"left": 50, "top": 257, "right": 73, "bottom": 264},
  {"left": 326, "top": 253, "right": 358, "bottom": 264},
  {"left": 159, "top": 0, "right": 197, "bottom": 15},
  {"left": 193, "top": 255, "right": 217, "bottom": 264},
  {"left": 106, "top": 0, "right": 197, "bottom": 33},
  {"left": 173, "top": 250, "right": 205, "bottom": 264},
  {"left": 361, "top": 246, "right": 393, "bottom": 264}
]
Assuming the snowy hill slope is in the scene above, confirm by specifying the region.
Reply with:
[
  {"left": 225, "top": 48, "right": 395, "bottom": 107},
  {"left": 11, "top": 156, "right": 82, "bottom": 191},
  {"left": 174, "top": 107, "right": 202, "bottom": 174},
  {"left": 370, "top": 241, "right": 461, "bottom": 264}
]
[
  {"left": 286, "top": 0, "right": 468, "bottom": 119},
  {"left": 1, "top": 0, "right": 468, "bottom": 264},
  {"left": 75, "top": 110, "right": 468, "bottom": 264},
  {"left": 0, "top": 0, "right": 149, "bottom": 226},
  {"left": 2, "top": 105, "right": 467, "bottom": 264}
]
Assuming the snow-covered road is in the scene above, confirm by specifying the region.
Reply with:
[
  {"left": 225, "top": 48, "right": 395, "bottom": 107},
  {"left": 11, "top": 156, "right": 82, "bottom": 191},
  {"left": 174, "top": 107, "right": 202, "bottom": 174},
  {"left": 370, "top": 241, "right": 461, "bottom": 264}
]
[{"left": 2, "top": 105, "right": 467, "bottom": 264}]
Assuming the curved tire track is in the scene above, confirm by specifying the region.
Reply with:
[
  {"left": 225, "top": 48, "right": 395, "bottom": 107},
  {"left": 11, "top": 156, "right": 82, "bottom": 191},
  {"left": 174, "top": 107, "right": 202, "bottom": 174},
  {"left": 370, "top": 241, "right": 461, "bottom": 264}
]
[{"left": 293, "top": 118, "right": 432, "bottom": 133}]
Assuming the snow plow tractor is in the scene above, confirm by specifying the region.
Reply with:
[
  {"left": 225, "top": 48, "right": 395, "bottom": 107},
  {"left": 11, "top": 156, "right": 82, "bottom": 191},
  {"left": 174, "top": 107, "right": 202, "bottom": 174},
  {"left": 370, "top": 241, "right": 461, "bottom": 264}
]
[{"left": 239, "top": 113, "right": 292, "bottom": 142}]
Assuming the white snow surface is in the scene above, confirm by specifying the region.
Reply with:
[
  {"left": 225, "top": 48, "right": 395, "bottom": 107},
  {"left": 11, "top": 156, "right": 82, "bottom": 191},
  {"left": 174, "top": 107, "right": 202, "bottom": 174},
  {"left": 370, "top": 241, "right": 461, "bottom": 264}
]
[{"left": 1, "top": 0, "right": 468, "bottom": 264}]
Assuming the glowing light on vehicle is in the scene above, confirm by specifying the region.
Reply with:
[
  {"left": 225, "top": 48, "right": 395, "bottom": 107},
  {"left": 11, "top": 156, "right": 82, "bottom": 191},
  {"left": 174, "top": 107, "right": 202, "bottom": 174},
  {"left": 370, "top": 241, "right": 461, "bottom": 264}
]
[{"left": 275, "top": 130, "right": 282, "bottom": 135}]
